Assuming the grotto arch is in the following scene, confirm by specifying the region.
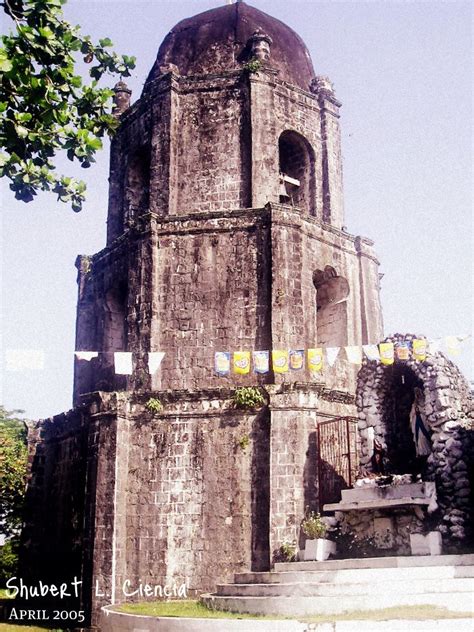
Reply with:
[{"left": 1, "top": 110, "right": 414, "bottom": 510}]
[{"left": 356, "top": 334, "right": 474, "bottom": 546}]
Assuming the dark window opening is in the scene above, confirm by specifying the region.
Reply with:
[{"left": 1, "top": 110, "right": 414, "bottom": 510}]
[
  {"left": 278, "top": 130, "right": 316, "bottom": 214},
  {"left": 124, "top": 147, "right": 151, "bottom": 225}
]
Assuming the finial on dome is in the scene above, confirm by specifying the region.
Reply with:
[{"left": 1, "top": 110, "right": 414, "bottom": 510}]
[
  {"left": 113, "top": 81, "right": 132, "bottom": 116},
  {"left": 248, "top": 29, "right": 273, "bottom": 62},
  {"left": 310, "top": 76, "right": 335, "bottom": 97}
]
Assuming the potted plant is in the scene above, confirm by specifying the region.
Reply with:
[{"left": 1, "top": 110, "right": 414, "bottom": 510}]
[{"left": 301, "top": 511, "right": 336, "bottom": 561}]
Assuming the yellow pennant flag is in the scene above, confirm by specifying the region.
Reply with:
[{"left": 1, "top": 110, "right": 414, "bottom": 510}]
[
  {"left": 272, "top": 350, "right": 289, "bottom": 373},
  {"left": 445, "top": 336, "right": 461, "bottom": 356},
  {"left": 412, "top": 339, "right": 427, "bottom": 362},
  {"left": 379, "top": 342, "right": 394, "bottom": 365},
  {"left": 307, "top": 348, "right": 323, "bottom": 372},
  {"left": 233, "top": 351, "right": 251, "bottom": 374}
]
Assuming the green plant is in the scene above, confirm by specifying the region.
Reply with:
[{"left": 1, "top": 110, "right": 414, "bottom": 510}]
[
  {"left": 301, "top": 511, "right": 327, "bottom": 540},
  {"left": 1, "top": 0, "right": 136, "bottom": 211},
  {"left": 145, "top": 397, "right": 163, "bottom": 414},
  {"left": 0, "top": 537, "right": 20, "bottom": 587},
  {"left": 273, "top": 540, "right": 297, "bottom": 563},
  {"left": 243, "top": 58, "right": 262, "bottom": 73},
  {"left": 232, "top": 386, "right": 265, "bottom": 410},
  {"left": 237, "top": 434, "right": 250, "bottom": 451}
]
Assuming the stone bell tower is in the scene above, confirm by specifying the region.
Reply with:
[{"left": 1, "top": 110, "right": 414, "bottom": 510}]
[
  {"left": 24, "top": 3, "right": 384, "bottom": 626},
  {"left": 74, "top": 1, "right": 382, "bottom": 400}
]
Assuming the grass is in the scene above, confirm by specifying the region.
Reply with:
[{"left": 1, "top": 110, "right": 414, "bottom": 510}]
[
  {"left": 0, "top": 627, "right": 64, "bottom": 631},
  {"left": 116, "top": 600, "right": 472, "bottom": 622}
]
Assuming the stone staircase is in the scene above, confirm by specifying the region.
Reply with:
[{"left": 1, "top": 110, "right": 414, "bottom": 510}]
[{"left": 201, "top": 554, "right": 474, "bottom": 617}]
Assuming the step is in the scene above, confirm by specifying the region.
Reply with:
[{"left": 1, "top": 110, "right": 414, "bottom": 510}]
[
  {"left": 274, "top": 553, "right": 474, "bottom": 572},
  {"left": 201, "top": 591, "right": 473, "bottom": 617},
  {"left": 235, "top": 564, "right": 474, "bottom": 585},
  {"left": 217, "top": 577, "right": 474, "bottom": 598}
]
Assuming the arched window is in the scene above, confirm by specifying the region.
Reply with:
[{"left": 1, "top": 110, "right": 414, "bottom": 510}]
[
  {"left": 314, "top": 266, "right": 349, "bottom": 347},
  {"left": 278, "top": 130, "right": 316, "bottom": 214},
  {"left": 104, "top": 283, "right": 128, "bottom": 353},
  {"left": 124, "top": 146, "right": 151, "bottom": 225}
]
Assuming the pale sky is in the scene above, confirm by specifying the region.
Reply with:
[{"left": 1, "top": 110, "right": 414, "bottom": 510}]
[{"left": 1, "top": 0, "right": 472, "bottom": 419}]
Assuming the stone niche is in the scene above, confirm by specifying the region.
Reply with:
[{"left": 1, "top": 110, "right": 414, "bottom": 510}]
[{"left": 353, "top": 333, "right": 474, "bottom": 549}]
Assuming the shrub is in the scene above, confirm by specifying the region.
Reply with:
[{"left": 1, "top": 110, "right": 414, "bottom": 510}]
[
  {"left": 232, "top": 387, "right": 265, "bottom": 409},
  {"left": 301, "top": 511, "right": 327, "bottom": 539},
  {"left": 145, "top": 397, "right": 163, "bottom": 414}
]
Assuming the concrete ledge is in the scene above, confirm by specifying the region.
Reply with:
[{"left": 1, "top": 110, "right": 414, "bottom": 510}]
[
  {"left": 273, "top": 553, "right": 474, "bottom": 572},
  {"left": 100, "top": 608, "right": 473, "bottom": 632}
]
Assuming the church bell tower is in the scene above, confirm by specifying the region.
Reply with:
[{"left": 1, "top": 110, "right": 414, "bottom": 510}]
[
  {"left": 63, "top": 1, "right": 384, "bottom": 621},
  {"left": 74, "top": 1, "right": 383, "bottom": 401}
]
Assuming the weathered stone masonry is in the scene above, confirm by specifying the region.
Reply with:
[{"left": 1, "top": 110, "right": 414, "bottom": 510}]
[{"left": 22, "top": 3, "right": 387, "bottom": 627}]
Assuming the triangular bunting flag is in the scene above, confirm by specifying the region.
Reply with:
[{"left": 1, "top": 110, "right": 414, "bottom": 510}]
[
  {"left": 345, "top": 346, "right": 362, "bottom": 365},
  {"left": 326, "top": 347, "right": 340, "bottom": 367},
  {"left": 148, "top": 352, "right": 165, "bottom": 374}
]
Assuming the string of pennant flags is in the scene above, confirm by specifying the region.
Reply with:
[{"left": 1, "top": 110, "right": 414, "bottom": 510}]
[
  {"left": 2, "top": 335, "right": 471, "bottom": 374},
  {"left": 215, "top": 335, "right": 471, "bottom": 376}
]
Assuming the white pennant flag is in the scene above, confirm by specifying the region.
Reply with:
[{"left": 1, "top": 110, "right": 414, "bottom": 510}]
[
  {"left": 326, "top": 347, "right": 340, "bottom": 367},
  {"left": 114, "top": 352, "right": 133, "bottom": 375},
  {"left": 75, "top": 351, "right": 98, "bottom": 361},
  {"left": 363, "top": 344, "right": 380, "bottom": 361},
  {"left": 428, "top": 339, "right": 442, "bottom": 354},
  {"left": 345, "top": 346, "right": 362, "bottom": 365},
  {"left": 5, "top": 349, "right": 45, "bottom": 371},
  {"left": 148, "top": 352, "right": 165, "bottom": 374}
]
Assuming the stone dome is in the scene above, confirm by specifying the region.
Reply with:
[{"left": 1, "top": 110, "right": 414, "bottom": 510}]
[{"left": 145, "top": 1, "right": 316, "bottom": 91}]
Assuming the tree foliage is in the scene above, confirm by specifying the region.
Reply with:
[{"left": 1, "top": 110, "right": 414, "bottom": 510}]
[
  {"left": 0, "top": 0, "right": 136, "bottom": 211},
  {"left": 0, "top": 406, "right": 28, "bottom": 538}
]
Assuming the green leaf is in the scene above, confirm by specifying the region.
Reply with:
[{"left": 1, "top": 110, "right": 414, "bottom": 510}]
[
  {"left": 15, "top": 125, "right": 29, "bottom": 139},
  {"left": 99, "top": 38, "right": 113, "bottom": 48}
]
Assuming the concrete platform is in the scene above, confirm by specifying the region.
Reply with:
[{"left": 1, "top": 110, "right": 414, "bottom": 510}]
[
  {"left": 201, "top": 554, "right": 474, "bottom": 617},
  {"left": 324, "top": 481, "right": 436, "bottom": 512},
  {"left": 100, "top": 607, "right": 473, "bottom": 632}
]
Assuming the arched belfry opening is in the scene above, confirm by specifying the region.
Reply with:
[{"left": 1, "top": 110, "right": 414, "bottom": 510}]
[
  {"left": 124, "top": 146, "right": 151, "bottom": 226},
  {"left": 99, "top": 281, "right": 128, "bottom": 391},
  {"left": 313, "top": 266, "right": 349, "bottom": 347},
  {"left": 278, "top": 130, "right": 315, "bottom": 214}
]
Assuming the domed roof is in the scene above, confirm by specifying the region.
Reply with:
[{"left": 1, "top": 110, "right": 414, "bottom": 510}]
[{"left": 145, "top": 1, "right": 316, "bottom": 91}]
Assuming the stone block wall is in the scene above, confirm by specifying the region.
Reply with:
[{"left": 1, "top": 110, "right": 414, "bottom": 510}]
[
  {"left": 23, "top": 389, "right": 271, "bottom": 627},
  {"left": 74, "top": 204, "right": 382, "bottom": 401},
  {"left": 268, "top": 384, "right": 357, "bottom": 558},
  {"left": 173, "top": 75, "right": 251, "bottom": 214}
]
